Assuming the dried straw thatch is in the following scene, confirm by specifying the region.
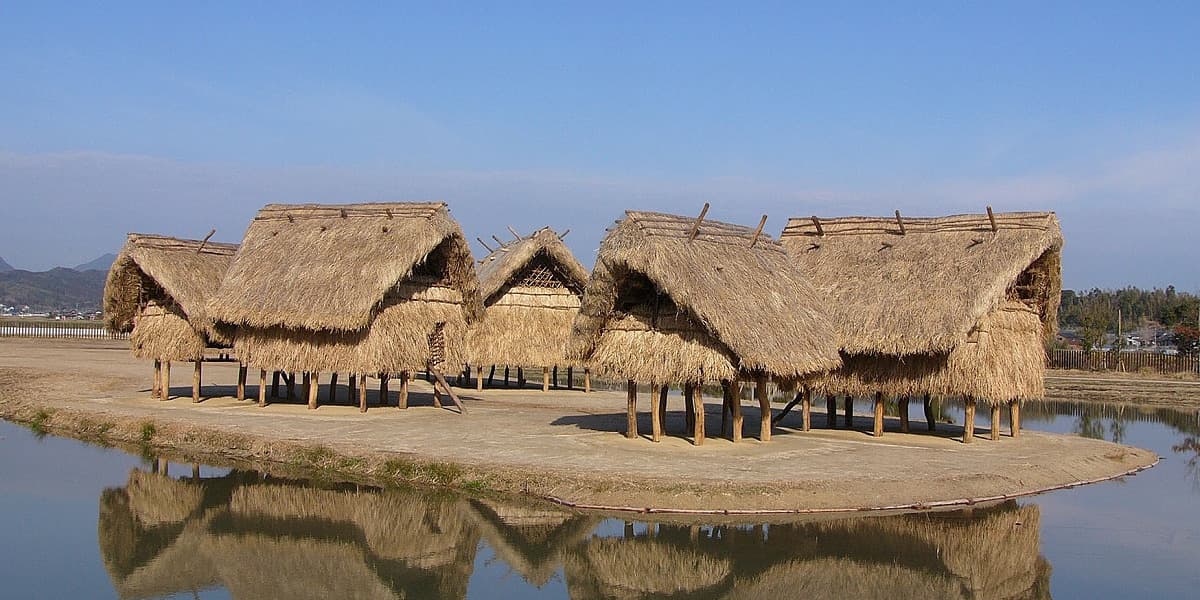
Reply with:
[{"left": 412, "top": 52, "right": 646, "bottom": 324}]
[
  {"left": 565, "top": 536, "right": 733, "bottom": 599},
  {"left": 569, "top": 210, "right": 840, "bottom": 384},
  {"left": 206, "top": 202, "right": 482, "bottom": 374},
  {"left": 780, "top": 211, "right": 1062, "bottom": 404},
  {"left": 467, "top": 227, "right": 588, "bottom": 367},
  {"left": 104, "top": 234, "right": 237, "bottom": 361},
  {"left": 467, "top": 498, "right": 598, "bottom": 587}
]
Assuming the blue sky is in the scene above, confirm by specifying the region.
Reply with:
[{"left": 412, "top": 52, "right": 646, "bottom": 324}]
[{"left": 1, "top": 2, "right": 1197, "bottom": 290}]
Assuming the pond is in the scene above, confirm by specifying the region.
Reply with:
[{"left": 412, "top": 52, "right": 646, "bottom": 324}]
[{"left": 0, "top": 397, "right": 1196, "bottom": 599}]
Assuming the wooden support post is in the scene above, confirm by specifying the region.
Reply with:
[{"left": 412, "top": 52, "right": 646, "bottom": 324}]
[
  {"left": 873, "top": 391, "right": 884, "bottom": 437},
  {"left": 843, "top": 395, "right": 853, "bottom": 428},
  {"left": 924, "top": 394, "right": 935, "bottom": 431},
  {"left": 756, "top": 375, "right": 771, "bottom": 442},
  {"left": 553, "top": 366, "right": 559, "bottom": 389},
  {"left": 543, "top": 368, "right": 550, "bottom": 392},
  {"left": 963, "top": 397, "right": 976, "bottom": 443},
  {"left": 432, "top": 380, "right": 443, "bottom": 408},
  {"left": 306, "top": 372, "right": 319, "bottom": 409},
  {"left": 379, "top": 374, "right": 389, "bottom": 407},
  {"left": 237, "top": 363, "right": 247, "bottom": 401},
  {"left": 192, "top": 463, "right": 200, "bottom": 480},
  {"left": 399, "top": 371, "right": 409, "bottom": 409},
  {"left": 258, "top": 369, "right": 267, "bottom": 407},
  {"left": 991, "top": 403, "right": 1001, "bottom": 441},
  {"left": 1010, "top": 400, "right": 1021, "bottom": 438},
  {"left": 286, "top": 372, "right": 295, "bottom": 401},
  {"left": 348, "top": 372, "right": 357, "bottom": 400},
  {"left": 721, "top": 384, "right": 731, "bottom": 436},
  {"left": 487, "top": 365, "right": 495, "bottom": 386},
  {"left": 431, "top": 369, "right": 468, "bottom": 414},
  {"left": 504, "top": 366, "right": 510, "bottom": 388},
  {"left": 271, "top": 371, "right": 280, "bottom": 398},
  {"left": 328, "top": 372, "right": 339, "bottom": 403},
  {"left": 567, "top": 367, "right": 574, "bottom": 390},
  {"left": 692, "top": 383, "right": 705, "bottom": 445},
  {"left": 358, "top": 373, "right": 367, "bottom": 413},
  {"left": 152, "top": 360, "right": 162, "bottom": 398},
  {"left": 650, "top": 383, "right": 662, "bottom": 442},
  {"left": 801, "top": 387, "right": 812, "bottom": 432},
  {"left": 517, "top": 367, "right": 525, "bottom": 388},
  {"left": 476, "top": 365, "right": 483, "bottom": 391},
  {"left": 626, "top": 380, "right": 638, "bottom": 439},
  {"left": 192, "top": 360, "right": 202, "bottom": 403},
  {"left": 685, "top": 384, "right": 696, "bottom": 432},
  {"left": 161, "top": 361, "right": 171, "bottom": 400},
  {"left": 584, "top": 369, "right": 591, "bottom": 393},
  {"left": 658, "top": 384, "right": 668, "bottom": 430},
  {"left": 827, "top": 395, "right": 837, "bottom": 428},
  {"left": 157, "top": 457, "right": 168, "bottom": 476},
  {"left": 730, "top": 380, "right": 743, "bottom": 442},
  {"left": 899, "top": 397, "right": 910, "bottom": 433}
]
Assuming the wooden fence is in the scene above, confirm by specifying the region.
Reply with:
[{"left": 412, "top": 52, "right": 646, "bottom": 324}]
[
  {"left": 1048, "top": 349, "right": 1199, "bottom": 375},
  {"left": 0, "top": 322, "right": 128, "bottom": 340}
]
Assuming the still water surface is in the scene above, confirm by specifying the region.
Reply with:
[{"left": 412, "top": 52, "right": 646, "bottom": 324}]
[{"left": 0, "top": 398, "right": 1197, "bottom": 599}]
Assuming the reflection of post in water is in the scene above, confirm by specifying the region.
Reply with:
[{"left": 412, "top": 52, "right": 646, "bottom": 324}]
[
  {"left": 465, "top": 498, "right": 599, "bottom": 588},
  {"left": 97, "top": 468, "right": 481, "bottom": 599},
  {"left": 565, "top": 501, "right": 1051, "bottom": 600}
]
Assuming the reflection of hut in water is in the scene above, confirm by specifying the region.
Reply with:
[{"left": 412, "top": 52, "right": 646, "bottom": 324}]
[
  {"left": 779, "top": 211, "right": 1063, "bottom": 441},
  {"left": 566, "top": 536, "right": 735, "bottom": 600},
  {"left": 568, "top": 207, "right": 840, "bottom": 445},
  {"left": 97, "top": 470, "right": 481, "bottom": 600},
  {"left": 467, "top": 227, "right": 590, "bottom": 392},
  {"left": 103, "top": 233, "right": 238, "bottom": 402},
  {"left": 206, "top": 202, "right": 482, "bottom": 412},
  {"left": 466, "top": 498, "right": 598, "bottom": 587}
]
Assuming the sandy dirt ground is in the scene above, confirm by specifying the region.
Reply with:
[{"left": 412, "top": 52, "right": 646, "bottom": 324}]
[{"left": 0, "top": 338, "right": 1159, "bottom": 513}]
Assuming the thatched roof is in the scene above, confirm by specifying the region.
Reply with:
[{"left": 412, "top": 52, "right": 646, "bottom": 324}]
[
  {"left": 103, "top": 233, "right": 236, "bottom": 338},
  {"left": 780, "top": 212, "right": 1062, "bottom": 356},
  {"left": 568, "top": 210, "right": 840, "bottom": 383},
  {"left": 206, "top": 202, "right": 483, "bottom": 373},
  {"left": 468, "top": 227, "right": 589, "bottom": 367},
  {"left": 208, "top": 202, "right": 481, "bottom": 332},
  {"left": 466, "top": 498, "right": 598, "bottom": 587}
]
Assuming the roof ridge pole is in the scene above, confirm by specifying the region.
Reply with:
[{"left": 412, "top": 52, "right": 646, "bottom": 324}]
[
  {"left": 749, "top": 215, "right": 768, "bottom": 248},
  {"left": 986, "top": 205, "right": 998, "bottom": 233},
  {"left": 687, "top": 203, "right": 711, "bottom": 242},
  {"left": 810, "top": 216, "right": 824, "bottom": 236},
  {"left": 196, "top": 229, "right": 216, "bottom": 253},
  {"left": 894, "top": 210, "right": 906, "bottom": 235}
]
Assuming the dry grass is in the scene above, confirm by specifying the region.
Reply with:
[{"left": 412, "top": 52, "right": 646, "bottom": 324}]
[{"left": 128, "top": 301, "right": 207, "bottom": 361}]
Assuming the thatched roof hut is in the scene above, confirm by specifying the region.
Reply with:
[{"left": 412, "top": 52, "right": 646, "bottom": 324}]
[
  {"left": 207, "top": 202, "right": 482, "bottom": 380},
  {"left": 104, "top": 234, "right": 237, "bottom": 362},
  {"left": 569, "top": 210, "right": 839, "bottom": 385},
  {"left": 467, "top": 227, "right": 588, "bottom": 384},
  {"left": 779, "top": 211, "right": 1062, "bottom": 438},
  {"left": 466, "top": 498, "right": 598, "bottom": 587}
]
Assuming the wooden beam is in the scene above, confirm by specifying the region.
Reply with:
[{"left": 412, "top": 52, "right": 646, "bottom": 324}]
[
  {"left": 895, "top": 210, "right": 906, "bottom": 235},
  {"left": 258, "top": 369, "right": 267, "bottom": 407},
  {"left": 431, "top": 369, "right": 468, "bottom": 414},
  {"left": 558, "top": 228, "right": 571, "bottom": 239},
  {"left": 306, "top": 372, "right": 317, "bottom": 410},
  {"left": 348, "top": 372, "right": 357, "bottom": 400},
  {"left": 271, "top": 371, "right": 280, "bottom": 398},
  {"left": 802, "top": 387, "right": 812, "bottom": 432},
  {"left": 237, "top": 363, "right": 247, "bottom": 401},
  {"left": 476, "top": 365, "right": 484, "bottom": 391},
  {"left": 991, "top": 403, "right": 1001, "bottom": 441},
  {"left": 729, "top": 380, "right": 743, "bottom": 442},
  {"left": 399, "top": 371, "right": 409, "bottom": 409},
  {"left": 687, "top": 202, "right": 711, "bottom": 242},
  {"left": 684, "top": 383, "right": 696, "bottom": 433},
  {"left": 543, "top": 367, "right": 550, "bottom": 392},
  {"left": 658, "top": 384, "right": 668, "bottom": 432},
  {"left": 476, "top": 237, "right": 495, "bottom": 253},
  {"left": 963, "top": 397, "right": 976, "bottom": 443},
  {"left": 192, "top": 360, "right": 202, "bottom": 403},
  {"left": 161, "top": 361, "right": 171, "bottom": 401},
  {"left": 756, "top": 375, "right": 771, "bottom": 442},
  {"left": 749, "top": 215, "right": 768, "bottom": 248},
  {"left": 843, "top": 395, "right": 853, "bottom": 428},
  {"left": 553, "top": 366, "right": 559, "bottom": 390},
  {"left": 987, "top": 205, "right": 998, "bottom": 232},
  {"left": 827, "top": 394, "right": 837, "bottom": 428},
  {"left": 650, "top": 383, "right": 662, "bottom": 442},
  {"left": 691, "top": 383, "right": 705, "bottom": 446},
  {"left": 379, "top": 373, "right": 389, "bottom": 407},
  {"left": 923, "top": 394, "right": 935, "bottom": 430},
  {"left": 584, "top": 368, "right": 591, "bottom": 393},
  {"left": 492, "top": 234, "right": 506, "bottom": 248},
  {"left": 873, "top": 391, "right": 884, "bottom": 437},
  {"left": 1010, "top": 400, "right": 1021, "bottom": 438},
  {"left": 506, "top": 225, "right": 521, "bottom": 241},
  {"left": 566, "top": 366, "right": 574, "bottom": 390},
  {"left": 626, "top": 380, "right": 638, "bottom": 439},
  {"left": 432, "top": 378, "right": 443, "bottom": 408},
  {"left": 359, "top": 373, "right": 368, "bottom": 413},
  {"left": 152, "top": 359, "right": 162, "bottom": 399},
  {"left": 810, "top": 215, "right": 824, "bottom": 236},
  {"left": 899, "top": 396, "right": 910, "bottom": 433},
  {"left": 328, "top": 372, "right": 339, "bottom": 403},
  {"left": 196, "top": 228, "right": 216, "bottom": 253}
]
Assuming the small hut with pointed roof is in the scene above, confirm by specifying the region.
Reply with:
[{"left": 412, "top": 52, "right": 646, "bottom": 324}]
[
  {"left": 779, "top": 210, "right": 1063, "bottom": 441},
  {"left": 568, "top": 207, "right": 840, "bottom": 444},
  {"left": 103, "top": 233, "right": 237, "bottom": 403},
  {"left": 467, "top": 227, "right": 589, "bottom": 392},
  {"left": 206, "top": 202, "right": 482, "bottom": 413}
]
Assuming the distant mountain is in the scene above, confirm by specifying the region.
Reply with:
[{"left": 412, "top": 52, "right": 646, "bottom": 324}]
[
  {"left": 0, "top": 268, "right": 107, "bottom": 312},
  {"left": 74, "top": 253, "right": 117, "bottom": 272},
  {"left": 0, "top": 256, "right": 12, "bottom": 272}
]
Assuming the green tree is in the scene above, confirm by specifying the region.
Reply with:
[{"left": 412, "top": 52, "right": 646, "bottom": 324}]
[
  {"left": 1174, "top": 325, "right": 1199, "bottom": 356},
  {"left": 1078, "top": 295, "right": 1113, "bottom": 350}
]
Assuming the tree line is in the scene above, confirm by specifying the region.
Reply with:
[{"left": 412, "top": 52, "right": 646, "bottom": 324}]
[{"left": 1059, "top": 286, "right": 1199, "bottom": 353}]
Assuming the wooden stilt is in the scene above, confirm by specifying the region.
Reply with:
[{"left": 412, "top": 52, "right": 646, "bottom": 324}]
[
  {"left": 626, "top": 380, "right": 638, "bottom": 439},
  {"left": 843, "top": 395, "right": 853, "bottom": 428},
  {"left": 801, "top": 387, "right": 812, "bottom": 432},
  {"left": 658, "top": 384, "right": 668, "bottom": 430},
  {"left": 358, "top": 373, "right": 367, "bottom": 413},
  {"left": 584, "top": 369, "right": 591, "bottom": 393},
  {"left": 517, "top": 367, "right": 525, "bottom": 388},
  {"left": 685, "top": 384, "right": 696, "bottom": 432},
  {"left": 192, "top": 463, "right": 200, "bottom": 480},
  {"left": 1010, "top": 400, "right": 1021, "bottom": 438},
  {"left": 924, "top": 394, "right": 935, "bottom": 431},
  {"left": 161, "top": 361, "right": 171, "bottom": 400},
  {"left": 192, "top": 360, "right": 202, "bottom": 403},
  {"left": 963, "top": 397, "right": 976, "bottom": 443},
  {"left": 873, "top": 391, "right": 884, "bottom": 437},
  {"left": 567, "top": 367, "right": 574, "bottom": 390},
  {"left": 157, "top": 457, "right": 168, "bottom": 476},
  {"left": 730, "top": 380, "right": 743, "bottom": 442},
  {"left": 328, "top": 372, "right": 339, "bottom": 403},
  {"left": 430, "top": 369, "right": 468, "bottom": 414},
  {"left": 237, "top": 363, "right": 247, "bottom": 401},
  {"left": 899, "top": 397, "right": 910, "bottom": 433},
  {"left": 379, "top": 374, "right": 389, "bottom": 407},
  {"left": 271, "top": 371, "right": 280, "bottom": 398},
  {"left": 476, "top": 365, "right": 484, "bottom": 391},
  {"left": 152, "top": 360, "right": 162, "bottom": 398},
  {"left": 305, "top": 372, "right": 317, "bottom": 409},
  {"left": 432, "top": 380, "right": 443, "bottom": 408},
  {"left": 827, "top": 395, "right": 837, "bottom": 428},
  {"left": 650, "top": 383, "right": 662, "bottom": 442},
  {"left": 755, "top": 375, "right": 771, "bottom": 441},
  {"left": 692, "top": 383, "right": 705, "bottom": 445},
  {"left": 504, "top": 366, "right": 510, "bottom": 388},
  {"left": 285, "top": 372, "right": 295, "bottom": 401},
  {"left": 991, "top": 403, "right": 1001, "bottom": 441},
  {"left": 721, "top": 383, "right": 731, "bottom": 436},
  {"left": 348, "top": 373, "right": 357, "bottom": 400},
  {"left": 258, "top": 369, "right": 267, "bottom": 407},
  {"left": 399, "top": 371, "right": 409, "bottom": 409},
  {"left": 543, "top": 368, "right": 550, "bottom": 392},
  {"left": 553, "top": 366, "right": 559, "bottom": 390},
  {"left": 487, "top": 365, "right": 495, "bottom": 386}
]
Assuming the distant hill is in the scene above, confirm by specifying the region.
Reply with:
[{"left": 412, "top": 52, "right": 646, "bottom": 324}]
[
  {"left": 0, "top": 256, "right": 12, "bottom": 272},
  {"left": 74, "top": 253, "right": 117, "bottom": 272},
  {"left": 0, "top": 268, "right": 107, "bottom": 312}
]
